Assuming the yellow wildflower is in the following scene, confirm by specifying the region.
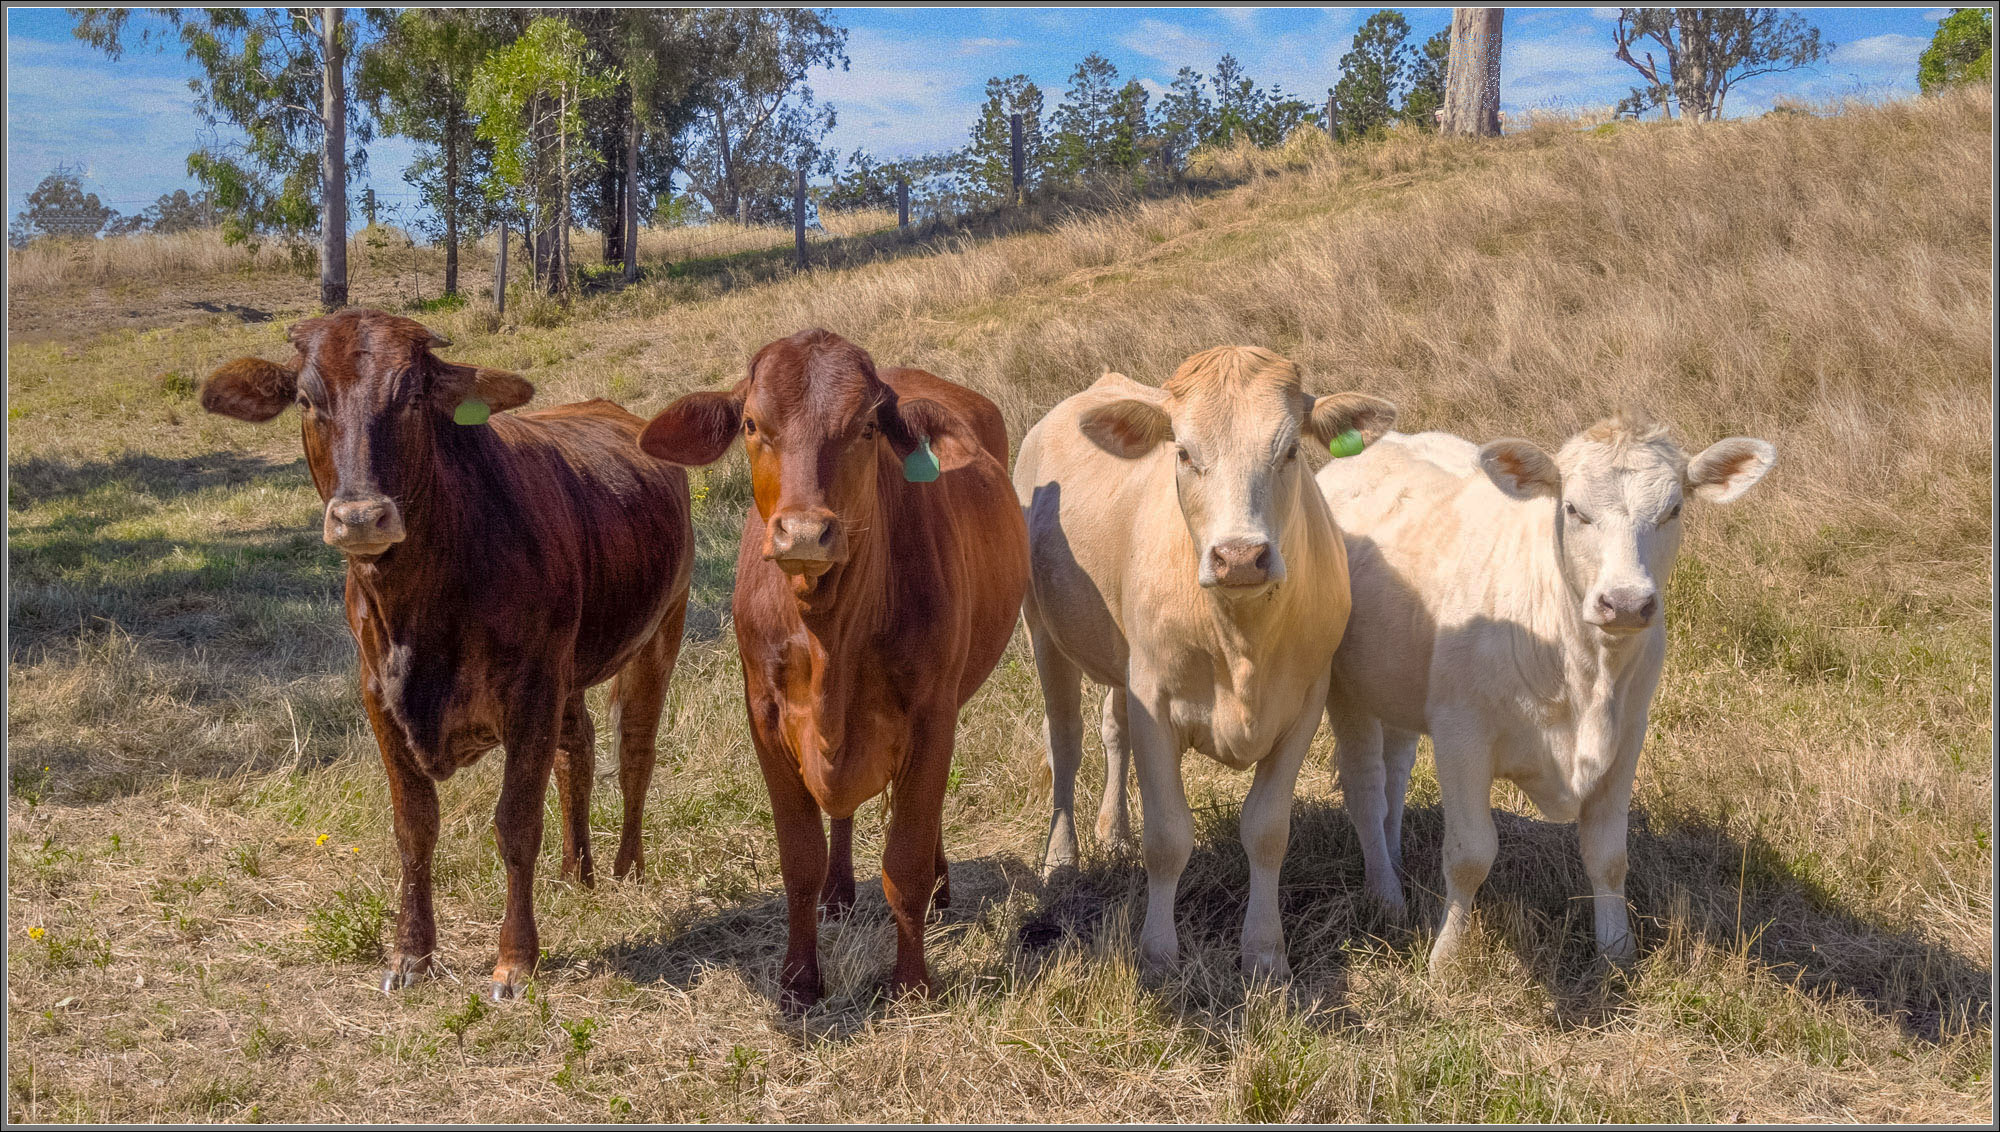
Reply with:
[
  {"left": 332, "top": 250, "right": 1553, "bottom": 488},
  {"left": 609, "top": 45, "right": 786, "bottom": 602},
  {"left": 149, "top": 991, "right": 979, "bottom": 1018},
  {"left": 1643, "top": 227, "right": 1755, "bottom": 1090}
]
[
  {"left": 28, "top": 926, "right": 45, "bottom": 941},
  {"left": 314, "top": 833, "right": 329, "bottom": 847}
]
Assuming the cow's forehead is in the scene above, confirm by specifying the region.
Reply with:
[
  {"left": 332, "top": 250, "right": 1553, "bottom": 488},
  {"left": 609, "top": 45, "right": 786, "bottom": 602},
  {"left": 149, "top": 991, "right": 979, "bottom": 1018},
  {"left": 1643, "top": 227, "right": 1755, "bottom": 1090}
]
[
  {"left": 1558, "top": 433, "right": 1686, "bottom": 509},
  {"left": 748, "top": 334, "right": 879, "bottom": 428},
  {"left": 292, "top": 312, "right": 431, "bottom": 396},
  {"left": 1163, "top": 347, "right": 1304, "bottom": 441}
]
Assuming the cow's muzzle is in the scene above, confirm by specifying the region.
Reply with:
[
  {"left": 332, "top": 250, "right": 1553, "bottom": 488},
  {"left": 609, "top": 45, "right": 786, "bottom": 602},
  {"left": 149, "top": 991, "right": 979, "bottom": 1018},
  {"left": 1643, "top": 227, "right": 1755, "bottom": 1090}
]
[
  {"left": 324, "top": 496, "right": 406, "bottom": 555},
  {"left": 1204, "top": 537, "right": 1277, "bottom": 591},
  {"left": 765, "top": 510, "right": 845, "bottom": 576},
  {"left": 1587, "top": 584, "right": 1658, "bottom": 632}
]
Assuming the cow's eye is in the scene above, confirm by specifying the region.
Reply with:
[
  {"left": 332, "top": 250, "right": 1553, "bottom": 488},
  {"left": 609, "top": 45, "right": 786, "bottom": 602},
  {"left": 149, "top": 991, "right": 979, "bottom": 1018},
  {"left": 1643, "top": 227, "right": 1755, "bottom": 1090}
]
[
  {"left": 1176, "top": 446, "right": 1195, "bottom": 470},
  {"left": 1284, "top": 443, "right": 1300, "bottom": 463},
  {"left": 860, "top": 422, "right": 876, "bottom": 441},
  {"left": 1565, "top": 501, "right": 1592, "bottom": 525},
  {"left": 743, "top": 418, "right": 757, "bottom": 437},
  {"left": 1662, "top": 502, "right": 1682, "bottom": 523}
]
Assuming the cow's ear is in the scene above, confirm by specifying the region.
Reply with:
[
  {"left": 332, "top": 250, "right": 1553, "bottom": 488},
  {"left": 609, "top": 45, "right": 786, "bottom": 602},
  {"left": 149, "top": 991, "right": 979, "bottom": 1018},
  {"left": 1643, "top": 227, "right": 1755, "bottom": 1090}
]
[
  {"left": 641, "top": 390, "right": 744, "bottom": 466},
  {"left": 1479, "top": 438, "right": 1561, "bottom": 499},
  {"left": 881, "top": 393, "right": 984, "bottom": 473},
  {"left": 1686, "top": 437, "right": 1774, "bottom": 503},
  {"left": 1305, "top": 392, "right": 1397, "bottom": 448},
  {"left": 1079, "top": 397, "right": 1172, "bottom": 458},
  {"left": 434, "top": 361, "right": 533, "bottom": 415},
  {"left": 201, "top": 356, "right": 299, "bottom": 422}
]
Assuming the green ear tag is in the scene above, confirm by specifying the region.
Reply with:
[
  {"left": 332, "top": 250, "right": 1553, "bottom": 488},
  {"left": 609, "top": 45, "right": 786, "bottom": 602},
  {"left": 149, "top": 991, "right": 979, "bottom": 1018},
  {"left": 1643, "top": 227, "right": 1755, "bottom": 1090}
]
[
  {"left": 453, "top": 398, "right": 491, "bottom": 426},
  {"left": 903, "top": 435, "right": 941, "bottom": 483},
  {"left": 1328, "top": 428, "right": 1365, "bottom": 458}
]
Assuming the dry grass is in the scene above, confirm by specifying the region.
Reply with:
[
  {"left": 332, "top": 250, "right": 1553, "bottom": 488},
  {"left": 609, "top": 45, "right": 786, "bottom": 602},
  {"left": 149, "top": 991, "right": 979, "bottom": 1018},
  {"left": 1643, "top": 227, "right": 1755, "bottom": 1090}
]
[{"left": 6, "top": 85, "right": 1992, "bottom": 1121}]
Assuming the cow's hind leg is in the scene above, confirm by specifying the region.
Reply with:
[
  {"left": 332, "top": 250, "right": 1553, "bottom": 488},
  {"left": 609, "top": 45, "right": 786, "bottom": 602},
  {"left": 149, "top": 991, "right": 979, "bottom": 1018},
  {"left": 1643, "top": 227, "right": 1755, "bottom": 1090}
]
[
  {"left": 1381, "top": 726, "right": 1420, "bottom": 876},
  {"left": 821, "top": 816, "right": 856, "bottom": 918},
  {"left": 553, "top": 691, "right": 596, "bottom": 888},
  {"left": 1096, "top": 687, "right": 1133, "bottom": 849},
  {"left": 1026, "top": 611, "right": 1088, "bottom": 876},
  {"left": 1329, "top": 691, "right": 1403, "bottom": 913},
  {"left": 609, "top": 604, "right": 685, "bottom": 881},
  {"left": 932, "top": 829, "right": 951, "bottom": 910}
]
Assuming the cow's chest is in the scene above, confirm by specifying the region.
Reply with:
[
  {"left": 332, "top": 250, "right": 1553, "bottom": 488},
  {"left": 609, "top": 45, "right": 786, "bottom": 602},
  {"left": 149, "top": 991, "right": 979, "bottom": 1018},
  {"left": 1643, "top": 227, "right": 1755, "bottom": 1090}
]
[
  {"left": 1155, "top": 650, "right": 1322, "bottom": 771},
  {"left": 767, "top": 641, "right": 912, "bottom": 818},
  {"left": 365, "top": 640, "right": 509, "bottom": 780}
]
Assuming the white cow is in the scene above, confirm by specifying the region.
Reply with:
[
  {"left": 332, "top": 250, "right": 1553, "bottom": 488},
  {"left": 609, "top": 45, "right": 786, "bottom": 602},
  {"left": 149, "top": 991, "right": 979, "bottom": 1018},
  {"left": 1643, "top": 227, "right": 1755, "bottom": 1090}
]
[
  {"left": 1319, "top": 414, "right": 1774, "bottom": 966},
  {"left": 1017, "top": 347, "right": 1395, "bottom": 976}
]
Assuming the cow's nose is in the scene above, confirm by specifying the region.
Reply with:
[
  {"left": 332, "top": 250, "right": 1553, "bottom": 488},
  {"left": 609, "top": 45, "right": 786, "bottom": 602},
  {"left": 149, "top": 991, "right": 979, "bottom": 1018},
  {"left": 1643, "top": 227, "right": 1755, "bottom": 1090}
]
[
  {"left": 767, "top": 512, "right": 839, "bottom": 568},
  {"left": 1207, "top": 538, "right": 1272, "bottom": 587},
  {"left": 1594, "top": 586, "right": 1658, "bottom": 629},
  {"left": 323, "top": 497, "right": 404, "bottom": 550}
]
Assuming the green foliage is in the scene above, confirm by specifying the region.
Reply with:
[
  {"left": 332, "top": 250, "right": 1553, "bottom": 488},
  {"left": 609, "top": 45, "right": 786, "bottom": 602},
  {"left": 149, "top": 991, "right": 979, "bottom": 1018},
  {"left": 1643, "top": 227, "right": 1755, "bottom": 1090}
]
[
  {"left": 70, "top": 8, "right": 365, "bottom": 244},
  {"left": 9, "top": 165, "right": 119, "bottom": 246},
  {"left": 1332, "top": 11, "right": 1413, "bottom": 142},
  {"left": 1613, "top": 8, "right": 1831, "bottom": 121},
  {"left": 1919, "top": 8, "right": 1993, "bottom": 94},
  {"left": 965, "top": 75, "right": 1050, "bottom": 201},
  {"left": 1402, "top": 29, "right": 1451, "bottom": 131},
  {"left": 303, "top": 882, "right": 385, "bottom": 964},
  {"left": 471, "top": 18, "right": 617, "bottom": 202},
  {"left": 679, "top": 8, "right": 849, "bottom": 223}
]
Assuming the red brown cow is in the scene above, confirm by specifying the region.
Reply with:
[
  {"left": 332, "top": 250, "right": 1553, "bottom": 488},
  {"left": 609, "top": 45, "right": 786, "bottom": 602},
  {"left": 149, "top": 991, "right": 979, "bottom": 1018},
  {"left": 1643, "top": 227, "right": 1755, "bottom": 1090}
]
[
  {"left": 639, "top": 329, "right": 1028, "bottom": 1009},
  {"left": 200, "top": 309, "right": 693, "bottom": 1001}
]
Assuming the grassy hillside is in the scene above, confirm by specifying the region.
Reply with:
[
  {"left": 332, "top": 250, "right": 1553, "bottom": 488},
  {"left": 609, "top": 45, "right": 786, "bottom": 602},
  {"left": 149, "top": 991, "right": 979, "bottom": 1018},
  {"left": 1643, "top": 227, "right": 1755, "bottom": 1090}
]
[{"left": 7, "top": 89, "right": 1992, "bottom": 1122}]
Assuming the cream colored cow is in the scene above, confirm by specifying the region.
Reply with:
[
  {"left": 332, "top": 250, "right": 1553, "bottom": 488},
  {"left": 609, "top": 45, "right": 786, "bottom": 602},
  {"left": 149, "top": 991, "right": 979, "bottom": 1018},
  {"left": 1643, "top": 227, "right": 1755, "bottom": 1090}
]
[
  {"left": 1017, "top": 347, "right": 1394, "bottom": 976},
  {"left": 1318, "top": 414, "right": 1774, "bottom": 967}
]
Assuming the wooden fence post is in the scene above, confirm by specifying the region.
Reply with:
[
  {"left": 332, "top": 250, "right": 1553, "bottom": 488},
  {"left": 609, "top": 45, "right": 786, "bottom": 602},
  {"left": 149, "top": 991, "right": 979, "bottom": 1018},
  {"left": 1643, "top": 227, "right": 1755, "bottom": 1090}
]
[
  {"left": 493, "top": 220, "right": 507, "bottom": 315},
  {"left": 897, "top": 177, "right": 910, "bottom": 229},
  {"left": 794, "top": 164, "right": 807, "bottom": 270},
  {"left": 1010, "top": 112, "right": 1024, "bottom": 205},
  {"left": 1325, "top": 94, "right": 1338, "bottom": 140}
]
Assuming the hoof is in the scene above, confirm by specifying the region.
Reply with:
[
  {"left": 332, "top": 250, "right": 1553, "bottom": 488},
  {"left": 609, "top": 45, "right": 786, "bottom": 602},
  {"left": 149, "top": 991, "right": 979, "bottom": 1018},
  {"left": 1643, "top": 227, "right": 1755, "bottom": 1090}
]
[
  {"left": 612, "top": 852, "right": 644, "bottom": 881},
  {"left": 487, "top": 979, "right": 521, "bottom": 1002},
  {"left": 1242, "top": 952, "right": 1292, "bottom": 983},
  {"left": 379, "top": 953, "right": 432, "bottom": 994},
  {"left": 779, "top": 977, "right": 823, "bottom": 1015}
]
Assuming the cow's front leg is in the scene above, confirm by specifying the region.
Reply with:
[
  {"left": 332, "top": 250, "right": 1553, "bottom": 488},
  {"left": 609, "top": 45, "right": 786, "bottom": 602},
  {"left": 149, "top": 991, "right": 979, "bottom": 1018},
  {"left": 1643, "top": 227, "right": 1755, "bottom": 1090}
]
[
  {"left": 751, "top": 731, "right": 829, "bottom": 1011},
  {"left": 1580, "top": 722, "right": 1644, "bottom": 967},
  {"left": 1127, "top": 689, "right": 1192, "bottom": 974},
  {"left": 1428, "top": 713, "right": 1496, "bottom": 969},
  {"left": 491, "top": 685, "right": 562, "bottom": 1000},
  {"left": 369, "top": 688, "right": 439, "bottom": 992},
  {"left": 883, "top": 705, "right": 955, "bottom": 999},
  {"left": 1239, "top": 685, "right": 1320, "bottom": 979}
]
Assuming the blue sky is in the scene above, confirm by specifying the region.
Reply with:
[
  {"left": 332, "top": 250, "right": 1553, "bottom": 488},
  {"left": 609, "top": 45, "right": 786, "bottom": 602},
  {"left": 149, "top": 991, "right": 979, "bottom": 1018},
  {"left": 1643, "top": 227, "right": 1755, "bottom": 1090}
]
[{"left": 5, "top": 7, "right": 1952, "bottom": 222}]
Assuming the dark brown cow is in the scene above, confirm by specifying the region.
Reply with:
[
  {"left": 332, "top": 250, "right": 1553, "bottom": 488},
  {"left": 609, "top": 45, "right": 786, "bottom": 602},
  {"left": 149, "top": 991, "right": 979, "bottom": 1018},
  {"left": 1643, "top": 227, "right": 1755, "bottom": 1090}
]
[
  {"left": 639, "top": 329, "right": 1028, "bottom": 1008},
  {"left": 201, "top": 309, "right": 693, "bottom": 1000}
]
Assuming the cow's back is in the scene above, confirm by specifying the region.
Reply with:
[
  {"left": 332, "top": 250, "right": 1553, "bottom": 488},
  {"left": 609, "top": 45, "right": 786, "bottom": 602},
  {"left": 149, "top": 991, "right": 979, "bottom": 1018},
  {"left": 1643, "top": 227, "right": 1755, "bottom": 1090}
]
[
  {"left": 480, "top": 399, "right": 693, "bottom": 684},
  {"left": 1321, "top": 432, "right": 1544, "bottom": 732},
  {"left": 880, "top": 370, "right": 1026, "bottom": 706},
  {"left": 1013, "top": 374, "right": 1175, "bottom": 685}
]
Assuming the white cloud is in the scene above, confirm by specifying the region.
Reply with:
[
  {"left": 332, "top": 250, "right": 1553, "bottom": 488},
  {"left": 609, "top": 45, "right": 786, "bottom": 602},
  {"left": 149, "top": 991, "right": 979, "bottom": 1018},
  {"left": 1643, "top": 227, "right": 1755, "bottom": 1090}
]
[
  {"left": 1499, "top": 34, "right": 1634, "bottom": 114},
  {"left": 1831, "top": 33, "right": 1928, "bottom": 70},
  {"left": 815, "top": 26, "right": 989, "bottom": 159},
  {"left": 956, "top": 36, "right": 1021, "bottom": 56},
  {"left": 1116, "top": 18, "right": 1223, "bottom": 70}
]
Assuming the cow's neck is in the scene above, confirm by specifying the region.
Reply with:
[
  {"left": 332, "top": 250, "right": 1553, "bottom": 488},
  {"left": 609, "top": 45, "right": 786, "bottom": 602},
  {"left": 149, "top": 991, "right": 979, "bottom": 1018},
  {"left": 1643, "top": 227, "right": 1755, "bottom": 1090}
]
[
  {"left": 1530, "top": 498, "right": 1658, "bottom": 799},
  {"left": 788, "top": 475, "right": 898, "bottom": 757},
  {"left": 341, "top": 425, "right": 481, "bottom": 647}
]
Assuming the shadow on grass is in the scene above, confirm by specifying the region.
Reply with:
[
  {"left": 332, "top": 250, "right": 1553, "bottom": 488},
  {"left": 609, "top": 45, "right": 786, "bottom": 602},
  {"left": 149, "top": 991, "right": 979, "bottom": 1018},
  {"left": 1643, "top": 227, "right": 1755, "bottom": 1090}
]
[
  {"left": 581, "top": 792, "right": 1988, "bottom": 1047},
  {"left": 8, "top": 449, "right": 310, "bottom": 513}
]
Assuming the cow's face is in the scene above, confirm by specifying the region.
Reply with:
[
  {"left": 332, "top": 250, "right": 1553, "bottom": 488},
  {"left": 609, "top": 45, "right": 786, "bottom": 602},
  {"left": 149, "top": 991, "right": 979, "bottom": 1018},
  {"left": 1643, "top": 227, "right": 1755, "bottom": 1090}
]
[
  {"left": 1479, "top": 415, "right": 1774, "bottom": 638},
  {"left": 640, "top": 329, "right": 983, "bottom": 597},
  {"left": 1080, "top": 347, "right": 1395, "bottom": 597},
  {"left": 200, "top": 310, "right": 532, "bottom": 558}
]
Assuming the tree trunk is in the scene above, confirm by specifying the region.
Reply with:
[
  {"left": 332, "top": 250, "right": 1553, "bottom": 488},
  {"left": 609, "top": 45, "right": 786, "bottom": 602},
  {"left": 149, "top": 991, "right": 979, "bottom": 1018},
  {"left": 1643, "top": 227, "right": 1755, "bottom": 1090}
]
[
  {"left": 601, "top": 108, "right": 623, "bottom": 267},
  {"left": 1441, "top": 8, "right": 1504, "bottom": 138},
  {"left": 713, "top": 105, "right": 738, "bottom": 221},
  {"left": 319, "top": 7, "right": 349, "bottom": 310},
  {"left": 1672, "top": 8, "right": 1715, "bottom": 121},
  {"left": 443, "top": 116, "right": 460, "bottom": 296},
  {"left": 623, "top": 92, "right": 639, "bottom": 284}
]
